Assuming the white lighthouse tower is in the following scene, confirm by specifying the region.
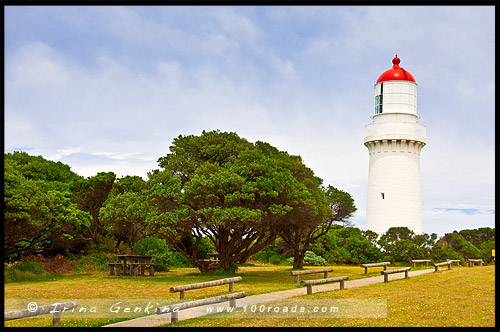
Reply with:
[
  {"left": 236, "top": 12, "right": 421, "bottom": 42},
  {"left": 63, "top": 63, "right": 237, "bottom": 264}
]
[{"left": 364, "top": 55, "right": 426, "bottom": 235}]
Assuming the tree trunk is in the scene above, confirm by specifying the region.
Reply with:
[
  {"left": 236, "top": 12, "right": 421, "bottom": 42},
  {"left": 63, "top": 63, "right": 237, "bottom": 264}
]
[{"left": 293, "top": 252, "right": 305, "bottom": 269}]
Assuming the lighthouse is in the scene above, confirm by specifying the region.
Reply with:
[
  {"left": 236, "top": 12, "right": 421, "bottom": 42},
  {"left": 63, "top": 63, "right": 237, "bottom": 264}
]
[{"left": 364, "top": 55, "right": 426, "bottom": 235}]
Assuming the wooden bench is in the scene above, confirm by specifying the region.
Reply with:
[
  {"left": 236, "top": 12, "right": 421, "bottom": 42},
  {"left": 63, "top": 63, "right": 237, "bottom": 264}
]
[
  {"left": 4, "top": 301, "right": 77, "bottom": 326},
  {"left": 156, "top": 292, "right": 246, "bottom": 324},
  {"left": 108, "top": 263, "right": 123, "bottom": 276},
  {"left": 289, "top": 268, "right": 333, "bottom": 283},
  {"left": 170, "top": 276, "right": 242, "bottom": 299},
  {"left": 410, "top": 259, "right": 431, "bottom": 267},
  {"left": 381, "top": 267, "right": 411, "bottom": 282},
  {"left": 300, "top": 276, "right": 348, "bottom": 295},
  {"left": 434, "top": 261, "right": 452, "bottom": 272},
  {"left": 129, "top": 263, "right": 159, "bottom": 276},
  {"left": 446, "top": 259, "right": 461, "bottom": 266},
  {"left": 466, "top": 259, "right": 484, "bottom": 267},
  {"left": 130, "top": 263, "right": 160, "bottom": 277},
  {"left": 197, "top": 259, "right": 220, "bottom": 263},
  {"left": 360, "top": 262, "right": 391, "bottom": 274}
]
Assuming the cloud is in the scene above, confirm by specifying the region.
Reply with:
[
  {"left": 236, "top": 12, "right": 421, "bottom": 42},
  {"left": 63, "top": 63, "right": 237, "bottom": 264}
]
[
  {"left": 4, "top": 6, "right": 495, "bottom": 235},
  {"left": 423, "top": 207, "right": 495, "bottom": 237},
  {"left": 434, "top": 208, "right": 482, "bottom": 215}
]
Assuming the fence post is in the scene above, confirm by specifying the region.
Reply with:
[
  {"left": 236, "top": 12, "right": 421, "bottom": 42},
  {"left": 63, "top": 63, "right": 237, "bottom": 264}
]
[
  {"left": 171, "top": 311, "right": 179, "bottom": 324},
  {"left": 52, "top": 310, "right": 61, "bottom": 326}
]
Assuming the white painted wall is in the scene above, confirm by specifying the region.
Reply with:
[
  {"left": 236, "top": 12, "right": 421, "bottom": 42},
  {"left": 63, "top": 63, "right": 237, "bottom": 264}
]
[
  {"left": 374, "top": 81, "right": 418, "bottom": 115},
  {"left": 365, "top": 79, "right": 426, "bottom": 235}
]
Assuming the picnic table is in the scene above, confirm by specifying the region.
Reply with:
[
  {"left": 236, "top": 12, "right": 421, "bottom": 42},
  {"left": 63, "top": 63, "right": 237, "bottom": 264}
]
[{"left": 117, "top": 255, "right": 153, "bottom": 276}]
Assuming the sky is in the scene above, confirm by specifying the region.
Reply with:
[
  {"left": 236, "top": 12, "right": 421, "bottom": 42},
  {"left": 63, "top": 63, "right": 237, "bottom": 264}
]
[{"left": 4, "top": 6, "right": 495, "bottom": 237}]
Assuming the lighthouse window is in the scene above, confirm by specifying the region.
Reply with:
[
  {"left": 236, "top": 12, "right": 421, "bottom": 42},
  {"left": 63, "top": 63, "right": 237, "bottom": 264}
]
[
  {"left": 375, "top": 83, "right": 383, "bottom": 114},
  {"left": 381, "top": 193, "right": 385, "bottom": 199},
  {"left": 375, "top": 95, "right": 383, "bottom": 114}
]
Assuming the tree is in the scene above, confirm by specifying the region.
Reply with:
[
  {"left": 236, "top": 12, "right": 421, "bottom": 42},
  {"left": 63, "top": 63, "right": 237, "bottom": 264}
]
[
  {"left": 311, "top": 227, "right": 383, "bottom": 265},
  {"left": 72, "top": 172, "right": 116, "bottom": 244},
  {"left": 4, "top": 152, "right": 91, "bottom": 261},
  {"left": 433, "top": 232, "right": 482, "bottom": 260},
  {"left": 142, "top": 130, "right": 326, "bottom": 272},
  {"left": 458, "top": 227, "right": 495, "bottom": 247},
  {"left": 99, "top": 176, "right": 149, "bottom": 251},
  {"left": 378, "top": 227, "right": 437, "bottom": 262},
  {"left": 361, "top": 229, "right": 379, "bottom": 245},
  {"left": 431, "top": 229, "right": 495, "bottom": 263},
  {"left": 278, "top": 186, "right": 356, "bottom": 269}
]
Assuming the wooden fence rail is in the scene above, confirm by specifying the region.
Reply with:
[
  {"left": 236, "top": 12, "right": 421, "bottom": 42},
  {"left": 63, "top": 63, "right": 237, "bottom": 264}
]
[
  {"left": 300, "top": 276, "right": 349, "bottom": 295},
  {"left": 289, "top": 268, "right": 333, "bottom": 283},
  {"left": 381, "top": 268, "right": 411, "bottom": 282},
  {"left": 360, "top": 262, "right": 391, "bottom": 274},
  {"left": 410, "top": 259, "right": 431, "bottom": 267},
  {"left": 156, "top": 292, "right": 246, "bottom": 324},
  {"left": 466, "top": 259, "right": 484, "bottom": 267},
  {"left": 4, "top": 301, "right": 77, "bottom": 326},
  {"left": 170, "top": 277, "right": 242, "bottom": 299},
  {"left": 434, "top": 261, "right": 452, "bottom": 272}
]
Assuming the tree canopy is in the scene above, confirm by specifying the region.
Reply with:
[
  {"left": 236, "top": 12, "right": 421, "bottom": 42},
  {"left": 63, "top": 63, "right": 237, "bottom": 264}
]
[
  {"left": 99, "top": 176, "right": 149, "bottom": 251},
  {"left": 279, "top": 185, "right": 356, "bottom": 269},
  {"left": 4, "top": 152, "right": 92, "bottom": 261},
  {"left": 142, "top": 130, "right": 332, "bottom": 272}
]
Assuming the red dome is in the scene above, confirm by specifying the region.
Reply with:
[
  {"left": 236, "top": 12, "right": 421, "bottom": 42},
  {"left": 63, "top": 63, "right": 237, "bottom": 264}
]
[{"left": 376, "top": 55, "right": 416, "bottom": 83}]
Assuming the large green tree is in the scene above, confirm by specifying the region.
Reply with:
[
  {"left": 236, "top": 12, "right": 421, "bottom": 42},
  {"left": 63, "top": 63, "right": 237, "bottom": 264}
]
[
  {"left": 278, "top": 186, "right": 356, "bottom": 269},
  {"left": 4, "top": 152, "right": 92, "bottom": 261},
  {"left": 142, "top": 130, "right": 329, "bottom": 272}
]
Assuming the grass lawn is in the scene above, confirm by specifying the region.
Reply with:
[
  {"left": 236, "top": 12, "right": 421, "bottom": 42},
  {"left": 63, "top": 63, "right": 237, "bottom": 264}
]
[
  {"left": 4, "top": 263, "right": 489, "bottom": 327},
  {"left": 173, "top": 265, "right": 495, "bottom": 327}
]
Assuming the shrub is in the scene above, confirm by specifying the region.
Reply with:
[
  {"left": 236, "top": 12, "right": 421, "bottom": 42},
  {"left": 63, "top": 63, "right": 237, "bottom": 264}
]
[
  {"left": 4, "top": 256, "right": 62, "bottom": 283},
  {"left": 312, "top": 227, "right": 384, "bottom": 265},
  {"left": 251, "top": 239, "right": 289, "bottom": 265},
  {"left": 287, "top": 251, "right": 326, "bottom": 266},
  {"left": 303, "top": 251, "right": 327, "bottom": 266},
  {"left": 134, "top": 236, "right": 191, "bottom": 271},
  {"left": 66, "top": 245, "right": 116, "bottom": 272},
  {"left": 43, "top": 254, "right": 75, "bottom": 273}
]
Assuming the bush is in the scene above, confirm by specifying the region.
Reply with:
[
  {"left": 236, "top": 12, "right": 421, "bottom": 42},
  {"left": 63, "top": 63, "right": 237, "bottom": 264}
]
[
  {"left": 66, "top": 245, "right": 116, "bottom": 272},
  {"left": 303, "top": 251, "right": 327, "bottom": 266},
  {"left": 251, "top": 239, "right": 289, "bottom": 265},
  {"left": 312, "top": 227, "right": 384, "bottom": 265},
  {"left": 287, "top": 251, "right": 326, "bottom": 266},
  {"left": 4, "top": 256, "right": 63, "bottom": 283},
  {"left": 431, "top": 242, "right": 463, "bottom": 263},
  {"left": 134, "top": 236, "right": 191, "bottom": 271}
]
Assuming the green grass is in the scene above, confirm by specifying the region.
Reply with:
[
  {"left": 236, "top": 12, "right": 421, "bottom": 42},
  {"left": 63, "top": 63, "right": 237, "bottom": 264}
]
[
  {"left": 4, "top": 262, "right": 482, "bottom": 327},
  {"left": 173, "top": 265, "right": 495, "bottom": 327}
]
